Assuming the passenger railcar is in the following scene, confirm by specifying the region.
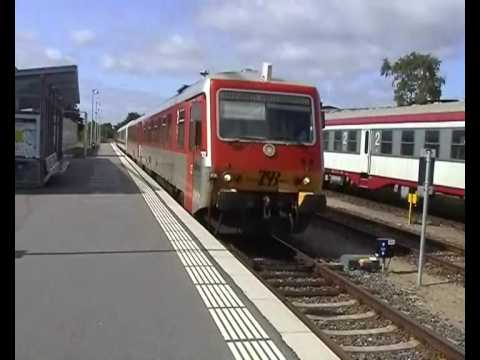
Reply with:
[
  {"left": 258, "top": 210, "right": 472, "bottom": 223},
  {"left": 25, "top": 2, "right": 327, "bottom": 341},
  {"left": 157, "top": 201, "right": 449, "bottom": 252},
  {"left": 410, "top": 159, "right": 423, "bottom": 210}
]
[
  {"left": 116, "top": 64, "right": 326, "bottom": 233},
  {"left": 323, "top": 101, "right": 465, "bottom": 198}
]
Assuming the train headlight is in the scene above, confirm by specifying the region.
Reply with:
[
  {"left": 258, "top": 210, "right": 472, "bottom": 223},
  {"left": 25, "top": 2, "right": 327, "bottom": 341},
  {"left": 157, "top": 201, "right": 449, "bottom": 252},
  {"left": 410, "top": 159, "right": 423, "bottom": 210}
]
[
  {"left": 223, "top": 173, "right": 232, "bottom": 182},
  {"left": 302, "top": 176, "right": 311, "bottom": 185}
]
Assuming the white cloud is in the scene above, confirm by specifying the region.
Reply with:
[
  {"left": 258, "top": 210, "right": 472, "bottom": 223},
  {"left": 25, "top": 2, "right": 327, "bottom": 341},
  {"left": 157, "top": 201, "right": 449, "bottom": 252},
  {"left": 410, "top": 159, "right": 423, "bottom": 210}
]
[
  {"left": 71, "top": 29, "right": 96, "bottom": 46},
  {"left": 45, "top": 48, "right": 62, "bottom": 60},
  {"left": 198, "top": 0, "right": 464, "bottom": 105},
  {"left": 99, "top": 34, "right": 203, "bottom": 76},
  {"left": 16, "top": 32, "right": 75, "bottom": 68},
  {"left": 78, "top": 80, "right": 165, "bottom": 124}
]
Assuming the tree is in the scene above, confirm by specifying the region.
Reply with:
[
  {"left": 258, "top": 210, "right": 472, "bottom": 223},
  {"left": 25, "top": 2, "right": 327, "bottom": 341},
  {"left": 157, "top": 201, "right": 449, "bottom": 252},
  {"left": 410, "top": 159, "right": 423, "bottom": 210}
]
[
  {"left": 101, "top": 122, "right": 115, "bottom": 139},
  {"left": 114, "top": 112, "right": 143, "bottom": 130},
  {"left": 380, "top": 52, "right": 445, "bottom": 106}
]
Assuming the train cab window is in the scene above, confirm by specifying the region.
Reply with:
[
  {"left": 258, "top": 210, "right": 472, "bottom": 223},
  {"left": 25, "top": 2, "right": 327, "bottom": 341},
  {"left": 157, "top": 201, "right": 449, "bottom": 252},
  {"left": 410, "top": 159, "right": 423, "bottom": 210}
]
[
  {"left": 333, "top": 131, "right": 342, "bottom": 151},
  {"left": 323, "top": 131, "right": 329, "bottom": 151},
  {"left": 177, "top": 109, "right": 185, "bottom": 148},
  {"left": 380, "top": 130, "right": 393, "bottom": 154},
  {"left": 425, "top": 130, "right": 440, "bottom": 156},
  {"left": 401, "top": 130, "right": 415, "bottom": 156},
  {"left": 451, "top": 129, "right": 465, "bottom": 160},
  {"left": 190, "top": 103, "right": 202, "bottom": 149},
  {"left": 347, "top": 131, "right": 358, "bottom": 153}
]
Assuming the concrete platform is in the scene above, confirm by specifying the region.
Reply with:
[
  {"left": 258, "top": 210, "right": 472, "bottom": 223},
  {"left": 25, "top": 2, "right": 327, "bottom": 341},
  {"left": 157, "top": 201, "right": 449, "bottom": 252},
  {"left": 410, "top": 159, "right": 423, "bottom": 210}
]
[
  {"left": 15, "top": 144, "right": 340, "bottom": 360},
  {"left": 323, "top": 191, "right": 464, "bottom": 251}
]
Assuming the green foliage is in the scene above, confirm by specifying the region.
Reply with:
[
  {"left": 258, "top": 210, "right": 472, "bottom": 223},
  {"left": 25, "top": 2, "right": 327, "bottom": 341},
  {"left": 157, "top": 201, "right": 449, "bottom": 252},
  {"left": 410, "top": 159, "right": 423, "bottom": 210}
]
[
  {"left": 114, "top": 112, "right": 143, "bottom": 130},
  {"left": 101, "top": 123, "right": 115, "bottom": 139},
  {"left": 381, "top": 52, "right": 445, "bottom": 106}
]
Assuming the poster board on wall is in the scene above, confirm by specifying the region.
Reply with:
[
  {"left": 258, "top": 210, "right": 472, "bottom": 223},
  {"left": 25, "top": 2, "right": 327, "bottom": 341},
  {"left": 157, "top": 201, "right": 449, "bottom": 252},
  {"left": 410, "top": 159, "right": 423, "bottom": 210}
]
[{"left": 15, "top": 114, "right": 40, "bottom": 159}]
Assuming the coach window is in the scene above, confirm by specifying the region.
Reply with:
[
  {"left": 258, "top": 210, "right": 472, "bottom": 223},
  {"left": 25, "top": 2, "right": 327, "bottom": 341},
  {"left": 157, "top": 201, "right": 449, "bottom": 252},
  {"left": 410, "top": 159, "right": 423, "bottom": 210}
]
[
  {"left": 401, "top": 130, "right": 415, "bottom": 156},
  {"left": 333, "top": 131, "right": 342, "bottom": 151},
  {"left": 451, "top": 129, "right": 465, "bottom": 160},
  {"left": 323, "top": 131, "right": 329, "bottom": 151},
  {"left": 364, "top": 131, "right": 369, "bottom": 154},
  {"left": 190, "top": 103, "right": 201, "bottom": 149},
  {"left": 177, "top": 109, "right": 185, "bottom": 148},
  {"left": 347, "top": 130, "right": 358, "bottom": 153},
  {"left": 380, "top": 130, "right": 393, "bottom": 154},
  {"left": 425, "top": 130, "right": 440, "bottom": 155},
  {"left": 165, "top": 115, "right": 172, "bottom": 145}
]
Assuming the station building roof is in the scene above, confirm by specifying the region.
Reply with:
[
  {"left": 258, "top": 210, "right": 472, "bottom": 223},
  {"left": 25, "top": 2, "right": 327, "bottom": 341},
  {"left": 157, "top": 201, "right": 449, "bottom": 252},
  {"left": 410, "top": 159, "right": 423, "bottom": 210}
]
[{"left": 15, "top": 65, "right": 80, "bottom": 111}]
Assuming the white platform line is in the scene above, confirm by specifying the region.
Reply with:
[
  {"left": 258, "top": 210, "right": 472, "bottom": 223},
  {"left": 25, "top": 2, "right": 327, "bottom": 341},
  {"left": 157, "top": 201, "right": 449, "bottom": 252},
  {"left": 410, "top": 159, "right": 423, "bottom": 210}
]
[
  {"left": 267, "top": 340, "right": 287, "bottom": 360},
  {"left": 229, "top": 308, "right": 254, "bottom": 339},
  {"left": 192, "top": 267, "right": 207, "bottom": 284},
  {"left": 185, "top": 267, "right": 198, "bottom": 284},
  {"left": 228, "top": 342, "right": 244, "bottom": 360},
  {"left": 236, "top": 341, "right": 254, "bottom": 359},
  {"left": 215, "top": 308, "right": 239, "bottom": 341},
  {"left": 251, "top": 342, "right": 270, "bottom": 360},
  {"left": 260, "top": 341, "right": 280, "bottom": 360},
  {"left": 222, "top": 308, "right": 247, "bottom": 340},
  {"left": 196, "top": 285, "right": 212, "bottom": 308},
  {"left": 111, "top": 144, "right": 288, "bottom": 360},
  {"left": 210, "top": 309, "right": 231, "bottom": 341},
  {"left": 243, "top": 341, "right": 262, "bottom": 360}
]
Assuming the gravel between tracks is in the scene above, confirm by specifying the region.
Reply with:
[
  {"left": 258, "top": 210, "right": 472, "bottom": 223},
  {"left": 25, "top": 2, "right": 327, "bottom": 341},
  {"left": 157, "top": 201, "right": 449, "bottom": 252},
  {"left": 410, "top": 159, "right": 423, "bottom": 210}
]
[{"left": 344, "top": 270, "right": 465, "bottom": 351}]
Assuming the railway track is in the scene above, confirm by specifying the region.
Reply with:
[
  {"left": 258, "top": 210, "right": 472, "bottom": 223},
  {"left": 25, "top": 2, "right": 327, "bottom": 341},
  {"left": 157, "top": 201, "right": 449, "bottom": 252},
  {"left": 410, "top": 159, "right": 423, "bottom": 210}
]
[
  {"left": 317, "top": 209, "right": 465, "bottom": 282},
  {"left": 222, "top": 235, "right": 464, "bottom": 360}
]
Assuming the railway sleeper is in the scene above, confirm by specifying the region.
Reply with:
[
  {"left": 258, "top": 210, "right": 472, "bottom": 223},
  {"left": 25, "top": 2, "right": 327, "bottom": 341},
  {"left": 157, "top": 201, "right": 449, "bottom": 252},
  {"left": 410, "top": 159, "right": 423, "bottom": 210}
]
[
  {"left": 265, "top": 278, "right": 329, "bottom": 287},
  {"left": 254, "top": 263, "right": 314, "bottom": 272},
  {"left": 322, "top": 324, "right": 397, "bottom": 336},
  {"left": 341, "top": 339, "right": 420, "bottom": 353},
  {"left": 306, "top": 310, "right": 376, "bottom": 321},
  {"left": 259, "top": 270, "right": 313, "bottom": 279},
  {"left": 278, "top": 287, "right": 340, "bottom": 297},
  {"left": 292, "top": 299, "right": 357, "bottom": 309}
]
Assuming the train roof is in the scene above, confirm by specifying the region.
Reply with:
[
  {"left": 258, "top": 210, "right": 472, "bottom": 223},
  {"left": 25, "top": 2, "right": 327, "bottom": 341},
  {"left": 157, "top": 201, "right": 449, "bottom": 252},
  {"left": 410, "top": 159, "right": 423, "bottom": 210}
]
[
  {"left": 117, "top": 69, "right": 316, "bottom": 131},
  {"left": 325, "top": 101, "right": 465, "bottom": 122}
]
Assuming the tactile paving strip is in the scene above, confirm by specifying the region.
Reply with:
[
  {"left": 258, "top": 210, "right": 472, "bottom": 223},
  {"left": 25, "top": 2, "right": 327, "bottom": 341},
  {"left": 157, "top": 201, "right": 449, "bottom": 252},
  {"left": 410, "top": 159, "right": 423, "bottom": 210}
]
[{"left": 112, "top": 144, "right": 287, "bottom": 360}]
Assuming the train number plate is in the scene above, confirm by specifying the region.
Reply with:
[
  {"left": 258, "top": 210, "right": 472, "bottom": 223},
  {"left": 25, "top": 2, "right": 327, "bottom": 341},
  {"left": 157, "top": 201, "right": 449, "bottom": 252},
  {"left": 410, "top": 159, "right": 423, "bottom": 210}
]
[{"left": 258, "top": 170, "right": 281, "bottom": 186}]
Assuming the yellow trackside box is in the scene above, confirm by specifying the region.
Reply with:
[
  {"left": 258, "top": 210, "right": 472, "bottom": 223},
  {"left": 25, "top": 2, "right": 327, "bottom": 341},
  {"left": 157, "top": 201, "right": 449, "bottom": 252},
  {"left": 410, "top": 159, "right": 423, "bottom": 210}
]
[{"left": 408, "top": 192, "right": 418, "bottom": 205}]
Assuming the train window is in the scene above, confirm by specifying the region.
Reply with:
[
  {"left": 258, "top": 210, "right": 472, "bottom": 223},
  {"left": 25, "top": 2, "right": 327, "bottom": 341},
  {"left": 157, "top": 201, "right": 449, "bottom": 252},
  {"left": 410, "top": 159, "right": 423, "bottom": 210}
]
[
  {"left": 165, "top": 114, "right": 172, "bottom": 145},
  {"left": 347, "top": 131, "right": 357, "bottom": 153},
  {"left": 218, "top": 91, "right": 313, "bottom": 144},
  {"left": 333, "top": 131, "right": 342, "bottom": 151},
  {"left": 364, "top": 131, "right": 369, "bottom": 154},
  {"left": 323, "top": 131, "right": 329, "bottom": 151},
  {"left": 190, "top": 103, "right": 201, "bottom": 149},
  {"left": 401, "top": 130, "right": 415, "bottom": 156},
  {"left": 380, "top": 130, "right": 393, "bottom": 154},
  {"left": 177, "top": 109, "right": 185, "bottom": 148},
  {"left": 451, "top": 129, "right": 465, "bottom": 160},
  {"left": 425, "top": 130, "right": 440, "bottom": 155}
]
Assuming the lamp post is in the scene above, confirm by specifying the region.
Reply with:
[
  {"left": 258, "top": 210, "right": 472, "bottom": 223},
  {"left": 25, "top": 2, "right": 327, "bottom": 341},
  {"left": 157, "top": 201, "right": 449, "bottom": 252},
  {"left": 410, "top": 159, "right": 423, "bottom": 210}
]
[
  {"left": 79, "top": 111, "right": 88, "bottom": 157},
  {"left": 91, "top": 89, "right": 99, "bottom": 148},
  {"left": 95, "top": 100, "right": 100, "bottom": 145}
]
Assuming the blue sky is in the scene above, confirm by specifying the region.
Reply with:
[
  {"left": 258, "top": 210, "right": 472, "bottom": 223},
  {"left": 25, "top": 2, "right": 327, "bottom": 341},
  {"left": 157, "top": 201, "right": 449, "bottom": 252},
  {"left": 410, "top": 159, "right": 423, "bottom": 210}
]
[{"left": 15, "top": 0, "right": 465, "bottom": 124}]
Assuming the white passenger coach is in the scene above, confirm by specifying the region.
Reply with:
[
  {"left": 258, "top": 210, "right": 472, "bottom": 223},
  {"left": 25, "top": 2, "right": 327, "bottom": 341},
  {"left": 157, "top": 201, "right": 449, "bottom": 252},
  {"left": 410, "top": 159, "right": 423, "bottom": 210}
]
[{"left": 323, "top": 101, "right": 465, "bottom": 198}]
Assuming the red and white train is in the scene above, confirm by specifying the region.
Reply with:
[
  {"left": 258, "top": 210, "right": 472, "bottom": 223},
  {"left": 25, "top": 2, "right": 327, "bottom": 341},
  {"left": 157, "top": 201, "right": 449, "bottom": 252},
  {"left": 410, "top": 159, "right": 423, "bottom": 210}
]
[
  {"left": 116, "top": 64, "right": 326, "bottom": 233},
  {"left": 323, "top": 101, "right": 465, "bottom": 198}
]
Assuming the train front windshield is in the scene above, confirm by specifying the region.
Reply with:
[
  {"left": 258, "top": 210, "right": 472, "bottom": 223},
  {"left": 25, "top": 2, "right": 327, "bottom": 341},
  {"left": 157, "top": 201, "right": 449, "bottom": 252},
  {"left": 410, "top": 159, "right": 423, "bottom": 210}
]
[{"left": 219, "top": 91, "right": 314, "bottom": 144}]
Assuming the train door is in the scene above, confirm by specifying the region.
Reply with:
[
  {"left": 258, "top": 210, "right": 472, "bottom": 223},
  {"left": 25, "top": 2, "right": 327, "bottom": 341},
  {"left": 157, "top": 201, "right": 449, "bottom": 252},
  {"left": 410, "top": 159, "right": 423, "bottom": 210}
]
[
  {"left": 185, "top": 95, "right": 206, "bottom": 213},
  {"left": 359, "top": 129, "right": 372, "bottom": 177}
]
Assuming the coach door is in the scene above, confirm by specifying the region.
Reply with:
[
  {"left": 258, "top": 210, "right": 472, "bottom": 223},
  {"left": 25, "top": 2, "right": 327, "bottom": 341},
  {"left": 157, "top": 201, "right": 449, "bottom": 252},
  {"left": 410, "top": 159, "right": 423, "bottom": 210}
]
[
  {"left": 185, "top": 95, "right": 206, "bottom": 213},
  {"left": 359, "top": 129, "right": 372, "bottom": 177}
]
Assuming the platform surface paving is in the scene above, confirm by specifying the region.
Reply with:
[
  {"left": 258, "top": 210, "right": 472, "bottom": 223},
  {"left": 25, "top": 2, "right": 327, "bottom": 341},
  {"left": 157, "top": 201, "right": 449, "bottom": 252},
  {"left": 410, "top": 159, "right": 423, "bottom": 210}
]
[{"left": 15, "top": 145, "right": 238, "bottom": 360}]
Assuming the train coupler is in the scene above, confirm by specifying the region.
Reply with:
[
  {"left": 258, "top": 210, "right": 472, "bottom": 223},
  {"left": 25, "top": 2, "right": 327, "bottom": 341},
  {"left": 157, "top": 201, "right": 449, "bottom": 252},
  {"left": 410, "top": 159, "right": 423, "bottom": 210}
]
[{"left": 262, "top": 195, "right": 272, "bottom": 220}]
